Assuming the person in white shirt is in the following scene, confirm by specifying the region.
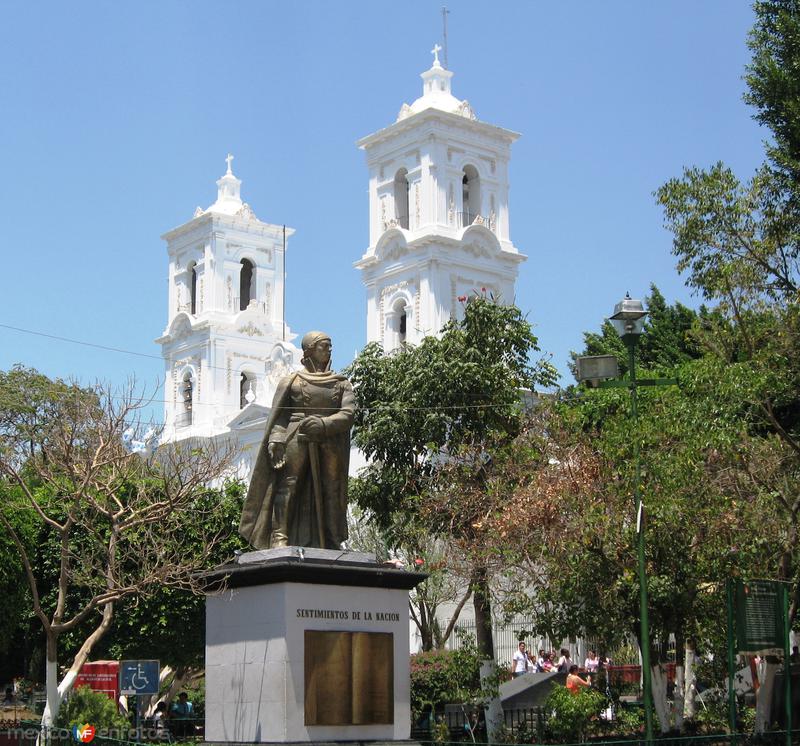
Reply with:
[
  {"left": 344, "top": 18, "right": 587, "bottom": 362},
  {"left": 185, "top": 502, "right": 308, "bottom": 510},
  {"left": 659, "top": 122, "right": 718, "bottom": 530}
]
[
  {"left": 584, "top": 650, "right": 599, "bottom": 673},
  {"left": 510, "top": 641, "right": 531, "bottom": 678}
]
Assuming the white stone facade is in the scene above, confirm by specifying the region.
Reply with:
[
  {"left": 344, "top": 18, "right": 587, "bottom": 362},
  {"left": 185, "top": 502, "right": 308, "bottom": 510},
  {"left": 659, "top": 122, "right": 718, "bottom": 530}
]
[
  {"left": 156, "top": 156, "right": 301, "bottom": 478},
  {"left": 355, "top": 50, "right": 526, "bottom": 352},
  {"left": 158, "top": 52, "right": 527, "bottom": 484}
]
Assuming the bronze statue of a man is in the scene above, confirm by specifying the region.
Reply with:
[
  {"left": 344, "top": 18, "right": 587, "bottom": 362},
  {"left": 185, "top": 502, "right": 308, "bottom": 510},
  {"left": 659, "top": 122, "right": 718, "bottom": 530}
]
[{"left": 239, "top": 331, "right": 354, "bottom": 550}]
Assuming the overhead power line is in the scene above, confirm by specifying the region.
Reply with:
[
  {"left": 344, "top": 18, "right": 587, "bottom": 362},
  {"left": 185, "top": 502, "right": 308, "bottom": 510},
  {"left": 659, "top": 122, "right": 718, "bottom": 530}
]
[{"left": 0, "top": 323, "right": 164, "bottom": 363}]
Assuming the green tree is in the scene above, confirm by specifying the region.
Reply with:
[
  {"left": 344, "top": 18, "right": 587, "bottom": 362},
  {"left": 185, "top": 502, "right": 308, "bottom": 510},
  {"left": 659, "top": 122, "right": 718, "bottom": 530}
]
[
  {"left": 505, "top": 271, "right": 793, "bottom": 732},
  {"left": 89, "top": 481, "right": 245, "bottom": 707},
  {"left": 347, "top": 295, "right": 556, "bottom": 733},
  {"left": 652, "top": 0, "right": 800, "bottom": 731},
  {"left": 493, "top": 371, "right": 780, "bottom": 732},
  {"left": 656, "top": 133, "right": 800, "bottom": 610},
  {"left": 745, "top": 0, "right": 800, "bottom": 185},
  {"left": 0, "top": 366, "right": 239, "bottom": 726},
  {"left": 0, "top": 482, "right": 36, "bottom": 665}
]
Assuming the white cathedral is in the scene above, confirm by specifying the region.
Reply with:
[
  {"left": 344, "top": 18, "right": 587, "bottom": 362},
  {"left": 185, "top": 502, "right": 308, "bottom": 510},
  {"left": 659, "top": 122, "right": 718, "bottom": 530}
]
[{"left": 157, "top": 47, "right": 526, "bottom": 479}]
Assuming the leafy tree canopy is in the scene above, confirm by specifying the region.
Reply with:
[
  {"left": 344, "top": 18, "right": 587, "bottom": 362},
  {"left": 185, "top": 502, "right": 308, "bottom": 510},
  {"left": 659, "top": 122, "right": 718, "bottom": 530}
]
[
  {"left": 347, "top": 295, "right": 557, "bottom": 534},
  {"left": 745, "top": 0, "right": 800, "bottom": 182}
]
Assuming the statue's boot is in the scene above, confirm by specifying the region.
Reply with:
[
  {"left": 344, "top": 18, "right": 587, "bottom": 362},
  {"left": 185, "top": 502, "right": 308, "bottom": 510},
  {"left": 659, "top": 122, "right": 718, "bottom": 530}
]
[{"left": 270, "top": 478, "right": 293, "bottom": 548}]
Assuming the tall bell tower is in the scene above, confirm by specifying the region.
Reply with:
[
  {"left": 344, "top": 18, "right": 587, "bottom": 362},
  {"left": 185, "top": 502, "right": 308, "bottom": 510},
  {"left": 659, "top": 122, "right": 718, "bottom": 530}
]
[
  {"left": 355, "top": 47, "right": 526, "bottom": 351},
  {"left": 156, "top": 156, "right": 301, "bottom": 472}
]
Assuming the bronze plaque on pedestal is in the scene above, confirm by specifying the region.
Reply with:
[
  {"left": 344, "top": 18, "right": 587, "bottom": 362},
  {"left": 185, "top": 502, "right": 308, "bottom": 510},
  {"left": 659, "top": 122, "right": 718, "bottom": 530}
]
[{"left": 304, "top": 630, "right": 394, "bottom": 725}]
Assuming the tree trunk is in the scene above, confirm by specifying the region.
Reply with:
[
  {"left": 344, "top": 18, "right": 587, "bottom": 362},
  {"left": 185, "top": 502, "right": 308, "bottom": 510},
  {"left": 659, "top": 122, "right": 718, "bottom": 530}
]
[
  {"left": 41, "top": 632, "right": 61, "bottom": 729},
  {"left": 683, "top": 640, "right": 697, "bottom": 720},
  {"left": 473, "top": 564, "right": 494, "bottom": 660},
  {"left": 472, "top": 563, "right": 502, "bottom": 743},
  {"left": 419, "top": 601, "right": 434, "bottom": 651},
  {"left": 651, "top": 663, "right": 671, "bottom": 734},
  {"left": 673, "top": 633, "right": 685, "bottom": 732},
  {"left": 163, "top": 666, "right": 195, "bottom": 707},
  {"left": 40, "top": 601, "right": 116, "bottom": 731},
  {"left": 438, "top": 587, "right": 473, "bottom": 649}
]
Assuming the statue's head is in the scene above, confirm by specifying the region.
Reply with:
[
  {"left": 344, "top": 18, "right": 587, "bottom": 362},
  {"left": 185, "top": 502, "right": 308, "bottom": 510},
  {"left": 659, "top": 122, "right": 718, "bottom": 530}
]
[{"left": 301, "top": 331, "right": 332, "bottom": 372}]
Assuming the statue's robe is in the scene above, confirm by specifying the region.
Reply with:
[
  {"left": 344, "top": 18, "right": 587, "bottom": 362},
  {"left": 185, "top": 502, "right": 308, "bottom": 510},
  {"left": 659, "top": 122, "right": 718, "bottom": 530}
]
[{"left": 239, "top": 369, "right": 354, "bottom": 549}]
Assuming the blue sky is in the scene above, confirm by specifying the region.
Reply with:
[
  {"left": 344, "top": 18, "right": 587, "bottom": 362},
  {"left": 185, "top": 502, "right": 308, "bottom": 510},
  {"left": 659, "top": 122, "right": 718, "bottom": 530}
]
[{"left": 0, "top": 1, "right": 765, "bottom": 424}]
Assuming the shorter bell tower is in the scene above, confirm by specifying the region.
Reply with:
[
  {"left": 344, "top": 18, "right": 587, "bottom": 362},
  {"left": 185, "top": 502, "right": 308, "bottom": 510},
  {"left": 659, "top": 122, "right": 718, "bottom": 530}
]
[
  {"left": 355, "top": 48, "right": 526, "bottom": 352},
  {"left": 156, "top": 156, "right": 301, "bottom": 475}
]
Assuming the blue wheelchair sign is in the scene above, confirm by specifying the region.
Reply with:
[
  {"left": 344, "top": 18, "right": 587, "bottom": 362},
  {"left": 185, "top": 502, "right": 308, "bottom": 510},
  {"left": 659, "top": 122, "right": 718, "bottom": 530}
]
[{"left": 119, "top": 660, "right": 159, "bottom": 696}]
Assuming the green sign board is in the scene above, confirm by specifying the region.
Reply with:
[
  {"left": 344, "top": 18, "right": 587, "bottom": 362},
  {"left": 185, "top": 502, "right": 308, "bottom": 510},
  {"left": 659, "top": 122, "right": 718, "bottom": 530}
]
[{"left": 734, "top": 580, "right": 786, "bottom": 655}]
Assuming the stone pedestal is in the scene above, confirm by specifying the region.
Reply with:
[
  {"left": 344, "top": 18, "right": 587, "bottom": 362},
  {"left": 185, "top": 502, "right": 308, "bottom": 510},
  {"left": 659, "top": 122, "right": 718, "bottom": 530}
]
[{"left": 203, "top": 548, "right": 426, "bottom": 744}]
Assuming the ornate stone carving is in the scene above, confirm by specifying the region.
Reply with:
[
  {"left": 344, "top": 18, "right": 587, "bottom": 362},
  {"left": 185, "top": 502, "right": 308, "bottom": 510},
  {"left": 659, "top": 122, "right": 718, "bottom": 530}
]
[
  {"left": 266, "top": 349, "right": 292, "bottom": 387},
  {"left": 226, "top": 276, "right": 233, "bottom": 310},
  {"left": 381, "top": 280, "right": 411, "bottom": 306},
  {"left": 458, "top": 100, "right": 476, "bottom": 120},
  {"left": 463, "top": 240, "right": 493, "bottom": 258},
  {"left": 193, "top": 206, "right": 204, "bottom": 218},
  {"left": 238, "top": 322, "right": 264, "bottom": 337},
  {"left": 237, "top": 203, "right": 259, "bottom": 221},
  {"left": 397, "top": 103, "right": 412, "bottom": 120}
]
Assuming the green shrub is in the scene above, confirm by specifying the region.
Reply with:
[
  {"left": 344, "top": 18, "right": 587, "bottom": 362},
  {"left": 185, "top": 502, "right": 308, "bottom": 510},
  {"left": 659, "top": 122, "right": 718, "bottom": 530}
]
[
  {"left": 613, "top": 702, "right": 644, "bottom": 736},
  {"left": 55, "top": 685, "right": 129, "bottom": 731},
  {"left": 410, "top": 643, "right": 481, "bottom": 718},
  {"left": 544, "top": 685, "right": 606, "bottom": 743}
]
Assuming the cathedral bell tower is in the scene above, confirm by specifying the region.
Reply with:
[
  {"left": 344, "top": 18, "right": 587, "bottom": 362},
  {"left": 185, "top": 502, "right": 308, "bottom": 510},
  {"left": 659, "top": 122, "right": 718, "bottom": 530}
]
[
  {"left": 156, "top": 155, "right": 300, "bottom": 461},
  {"left": 355, "top": 47, "right": 526, "bottom": 351}
]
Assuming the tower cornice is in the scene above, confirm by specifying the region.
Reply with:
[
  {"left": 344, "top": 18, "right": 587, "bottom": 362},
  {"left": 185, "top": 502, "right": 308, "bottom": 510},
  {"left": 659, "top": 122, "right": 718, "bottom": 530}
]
[
  {"left": 162, "top": 213, "right": 295, "bottom": 246},
  {"left": 358, "top": 107, "right": 519, "bottom": 152}
]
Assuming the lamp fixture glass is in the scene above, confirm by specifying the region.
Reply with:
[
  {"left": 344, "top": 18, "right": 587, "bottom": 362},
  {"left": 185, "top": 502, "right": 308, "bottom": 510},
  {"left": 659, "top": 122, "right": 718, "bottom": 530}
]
[{"left": 609, "top": 294, "right": 647, "bottom": 337}]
